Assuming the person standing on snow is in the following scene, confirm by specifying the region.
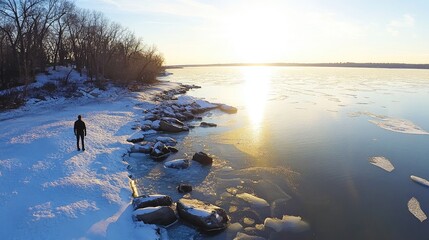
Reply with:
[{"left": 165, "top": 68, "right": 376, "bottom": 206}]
[{"left": 74, "top": 115, "right": 86, "bottom": 151}]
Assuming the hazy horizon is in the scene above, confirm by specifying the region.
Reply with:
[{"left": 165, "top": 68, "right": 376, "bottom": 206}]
[{"left": 76, "top": 0, "right": 429, "bottom": 65}]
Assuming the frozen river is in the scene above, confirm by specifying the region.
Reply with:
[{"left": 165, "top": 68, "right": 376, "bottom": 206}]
[{"left": 162, "top": 66, "right": 429, "bottom": 239}]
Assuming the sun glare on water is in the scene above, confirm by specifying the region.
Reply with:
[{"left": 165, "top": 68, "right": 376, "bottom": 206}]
[{"left": 241, "top": 67, "right": 272, "bottom": 133}]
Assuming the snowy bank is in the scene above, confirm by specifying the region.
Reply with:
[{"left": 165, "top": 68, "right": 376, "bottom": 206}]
[{"left": 0, "top": 78, "right": 187, "bottom": 239}]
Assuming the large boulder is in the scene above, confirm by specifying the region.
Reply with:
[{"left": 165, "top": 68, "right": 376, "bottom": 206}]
[
  {"left": 177, "top": 198, "right": 229, "bottom": 232},
  {"left": 132, "top": 194, "right": 173, "bottom": 210},
  {"left": 164, "top": 159, "right": 190, "bottom": 169},
  {"left": 192, "top": 152, "right": 213, "bottom": 165},
  {"left": 132, "top": 206, "right": 177, "bottom": 226},
  {"left": 159, "top": 117, "right": 189, "bottom": 133},
  {"left": 177, "top": 183, "right": 193, "bottom": 193}
]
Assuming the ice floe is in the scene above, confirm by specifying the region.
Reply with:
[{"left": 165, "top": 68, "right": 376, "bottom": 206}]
[
  {"left": 408, "top": 197, "right": 427, "bottom": 222},
  {"left": 410, "top": 175, "right": 429, "bottom": 187},
  {"left": 369, "top": 156, "right": 394, "bottom": 172},
  {"left": 351, "top": 111, "right": 429, "bottom": 135},
  {"left": 236, "top": 193, "right": 270, "bottom": 208},
  {"left": 264, "top": 215, "right": 310, "bottom": 233}
]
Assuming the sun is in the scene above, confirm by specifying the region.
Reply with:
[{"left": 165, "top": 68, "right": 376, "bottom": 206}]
[{"left": 225, "top": 4, "right": 292, "bottom": 63}]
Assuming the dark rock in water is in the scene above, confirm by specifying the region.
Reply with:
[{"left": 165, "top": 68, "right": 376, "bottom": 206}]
[
  {"left": 150, "top": 141, "right": 172, "bottom": 161},
  {"left": 200, "top": 122, "right": 217, "bottom": 127},
  {"left": 192, "top": 152, "right": 213, "bottom": 165},
  {"left": 168, "top": 146, "right": 179, "bottom": 153},
  {"left": 182, "top": 112, "right": 195, "bottom": 120},
  {"left": 177, "top": 198, "right": 229, "bottom": 232},
  {"left": 132, "top": 206, "right": 177, "bottom": 226},
  {"left": 164, "top": 159, "right": 190, "bottom": 169},
  {"left": 175, "top": 113, "right": 187, "bottom": 122},
  {"left": 191, "top": 107, "right": 207, "bottom": 114},
  {"left": 159, "top": 117, "right": 189, "bottom": 132},
  {"left": 178, "top": 184, "right": 193, "bottom": 193},
  {"left": 150, "top": 151, "right": 171, "bottom": 161},
  {"left": 219, "top": 104, "right": 238, "bottom": 114},
  {"left": 132, "top": 194, "right": 173, "bottom": 210}
]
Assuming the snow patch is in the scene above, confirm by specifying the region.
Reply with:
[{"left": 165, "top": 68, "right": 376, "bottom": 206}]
[{"left": 56, "top": 200, "right": 99, "bottom": 218}]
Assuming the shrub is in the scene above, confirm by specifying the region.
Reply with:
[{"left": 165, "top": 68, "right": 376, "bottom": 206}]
[
  {"left": 41, "top": 82, "right": 57, "bottom": 93},
  {"left": 0, "top": 90, "right": 25, "bottom": 110}
]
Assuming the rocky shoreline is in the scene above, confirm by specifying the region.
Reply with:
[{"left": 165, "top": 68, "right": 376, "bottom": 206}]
[
  {"left": 122, "top": 82, "right": 307, "bottom": 239},
  {"left": 124, "top": 83, "right": 237, "bottom": 236}
]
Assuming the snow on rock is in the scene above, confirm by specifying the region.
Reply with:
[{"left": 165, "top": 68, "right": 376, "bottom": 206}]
[
  {"left": 195, "top": 99, "right": 217, "bottom": 109},
  {"left": 369, "top": 156, "right": 395, "bottom": 172},
  {"left": 156, "top": 136, "right": 177, "bottom": 146},
  {"left": 408, "top": 197, "right": 427, "bottom": 222},
  {"left": 130, "top": 142, "right": 154, "bottom": 154},
  {"left": 264, "top": 215, "right": 310, "bottom": 233},
  {"left": 132, "top": 195, "right": 173, "bottom": 210},
  {"left": 236, "top": 193, "right": 270, "bottom": 208},
  {"left": 177, "top": 198, "right": 229, "bottom": 231},
  {"left": 176, "top": 95, "right": 217, "bottom": 109},
  {"left": 127, "top": 131, "right": 146, "bottom": 143},
  {"left": 164, "top": 159, "right": 190, "bottom": 169},
  {"left": 411, "top": 175, "right": 429, "bottom": 187},
  {"left": 132, "top": 206, "right": 178, "bottom": 226}
]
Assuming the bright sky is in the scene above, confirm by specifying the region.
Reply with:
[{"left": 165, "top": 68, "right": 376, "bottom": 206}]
[{"left": 76, "top": 0, "right": 429, "bottom": 65}]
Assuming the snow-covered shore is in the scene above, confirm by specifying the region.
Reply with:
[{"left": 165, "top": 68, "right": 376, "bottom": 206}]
[{"left": 0, "top": 77, "right": 184, "bottom": 239}]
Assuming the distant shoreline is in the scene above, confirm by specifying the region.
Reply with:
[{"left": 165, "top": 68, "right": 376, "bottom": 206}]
[{"left": 165, "top": 62, "right": 429, "bottom": 70}]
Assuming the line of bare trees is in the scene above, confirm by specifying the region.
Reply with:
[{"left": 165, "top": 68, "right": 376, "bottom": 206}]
[{"left": 0, "top": 0, "right": 164, "bottom": 93}]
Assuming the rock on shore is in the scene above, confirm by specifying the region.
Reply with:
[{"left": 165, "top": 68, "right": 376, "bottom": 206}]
[{"left": 177, "top": 198, "right": 229, "bottom": 232}]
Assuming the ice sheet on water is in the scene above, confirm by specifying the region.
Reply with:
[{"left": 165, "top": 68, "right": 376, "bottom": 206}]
[
  {"left": 410, "top": 175, "right": 429, "bottom": 187},
  {"left": 264, "top": 215, "right": 310, "bottom": 233},
  {"left": 236, "top": 193, "right": 269, "bottom": 208},
  {"left": 369, "top": 156, "right": 394, "bottom": 172},
  {"left": 369, "top": 118, "right": 429, "bottom": 135},
  {"left": 351, "top": 111, "right": 429, "bottom": 135},
  {"left": 408, "top": 197, "right": 427, "bottom": 222}
]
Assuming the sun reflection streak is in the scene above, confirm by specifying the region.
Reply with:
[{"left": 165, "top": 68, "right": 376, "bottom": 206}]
[{"left": 241, "top": 67, "right": 272, "bottom": 135}]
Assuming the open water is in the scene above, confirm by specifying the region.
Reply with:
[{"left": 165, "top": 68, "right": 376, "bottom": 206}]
[{"left": 158, "top": 66, "right": 429, "bottom": 239}]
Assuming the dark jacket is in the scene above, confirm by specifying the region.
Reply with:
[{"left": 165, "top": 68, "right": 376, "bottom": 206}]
[{"left": 74, "top": 119, "right": 86, "bottom": 135}]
